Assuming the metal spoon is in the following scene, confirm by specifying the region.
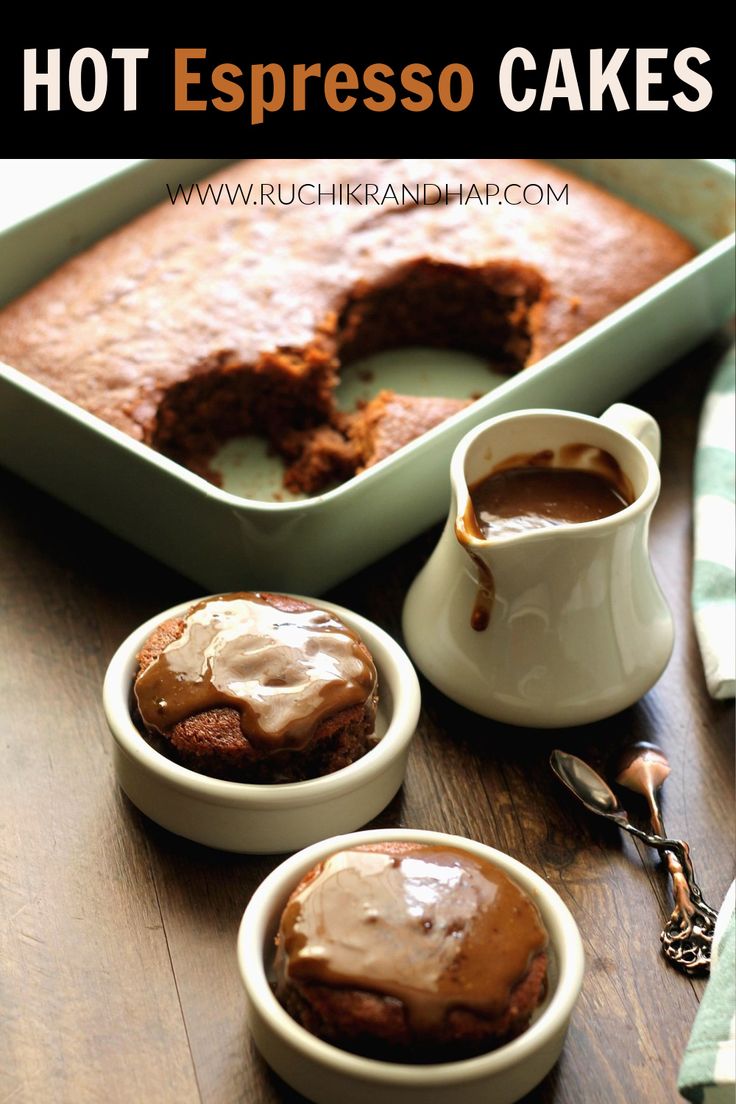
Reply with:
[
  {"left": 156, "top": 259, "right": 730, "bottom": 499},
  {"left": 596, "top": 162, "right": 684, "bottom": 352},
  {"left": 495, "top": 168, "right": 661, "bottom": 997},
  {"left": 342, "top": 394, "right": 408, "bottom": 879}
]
[
  {"left": 614, "top": 742, "right": 717, "bottom": 973},
  {"left": 615, "top": 742, "right": 671, "bottom": 836},
  {"left": 550, "top": 749, "right": 715, "bottom": 974},
  {"left": 550, "top": 749, "right": 681, "bottom": 848}
]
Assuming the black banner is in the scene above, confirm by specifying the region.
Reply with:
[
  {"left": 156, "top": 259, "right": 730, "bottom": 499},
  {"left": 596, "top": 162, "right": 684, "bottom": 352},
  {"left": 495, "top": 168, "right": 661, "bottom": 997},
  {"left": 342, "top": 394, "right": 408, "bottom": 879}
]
[{"left": 2, "top": 28, "right": 731, "bottom": 156}]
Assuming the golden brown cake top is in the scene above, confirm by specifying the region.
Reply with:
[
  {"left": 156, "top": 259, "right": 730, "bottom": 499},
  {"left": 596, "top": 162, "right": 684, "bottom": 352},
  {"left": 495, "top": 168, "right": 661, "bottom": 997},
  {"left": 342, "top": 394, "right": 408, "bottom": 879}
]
[
  {"left": 352, "top": 391, "right": 472, "bottom": 467},
  {"left": 0, "top": 159, "right": 694, "bottom": 443}
]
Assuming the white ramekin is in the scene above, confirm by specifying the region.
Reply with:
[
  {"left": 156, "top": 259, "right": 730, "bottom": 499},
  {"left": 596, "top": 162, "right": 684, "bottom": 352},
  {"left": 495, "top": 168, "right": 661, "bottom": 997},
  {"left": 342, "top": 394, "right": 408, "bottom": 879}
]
[
  {"left": 237, "top": 828, "right": 585, "bottom": 1104},
  {"left": 103, "top": 597, "right": 421, "bottom": 853}
]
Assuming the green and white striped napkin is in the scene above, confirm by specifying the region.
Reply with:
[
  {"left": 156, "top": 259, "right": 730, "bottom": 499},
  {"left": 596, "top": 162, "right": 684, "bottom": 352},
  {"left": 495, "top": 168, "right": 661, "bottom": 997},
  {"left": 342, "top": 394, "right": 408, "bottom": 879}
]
[
  {"left": 679, "top": 881, "right": 736, "bottom": 1104},
  {"left": 692, "top": 345, "right": 735, "bottom": 700}
]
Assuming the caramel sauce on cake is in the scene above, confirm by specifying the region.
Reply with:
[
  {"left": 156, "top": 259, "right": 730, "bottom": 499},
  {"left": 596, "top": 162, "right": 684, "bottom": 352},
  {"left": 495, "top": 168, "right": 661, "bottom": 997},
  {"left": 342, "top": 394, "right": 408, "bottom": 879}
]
[
  {"left": 134, "top": 593, "right": 377, "bottom": 753},
  {"left": 279, "top": 844, "right": 548, "bottom": 1032}
]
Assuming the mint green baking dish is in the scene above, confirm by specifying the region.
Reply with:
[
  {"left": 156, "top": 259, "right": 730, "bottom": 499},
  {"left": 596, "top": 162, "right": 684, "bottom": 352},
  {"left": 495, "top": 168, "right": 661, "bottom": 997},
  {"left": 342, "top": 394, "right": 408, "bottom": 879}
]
[{"left": 0, "top": 159, "right": 733, "bottom": 593}]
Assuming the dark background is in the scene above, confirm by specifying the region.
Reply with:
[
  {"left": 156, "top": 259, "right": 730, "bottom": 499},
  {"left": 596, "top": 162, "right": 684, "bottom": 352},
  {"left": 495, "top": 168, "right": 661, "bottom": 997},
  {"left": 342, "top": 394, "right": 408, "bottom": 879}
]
[{"left": 2, "top": 24, "right": 731, "bottom": 156}]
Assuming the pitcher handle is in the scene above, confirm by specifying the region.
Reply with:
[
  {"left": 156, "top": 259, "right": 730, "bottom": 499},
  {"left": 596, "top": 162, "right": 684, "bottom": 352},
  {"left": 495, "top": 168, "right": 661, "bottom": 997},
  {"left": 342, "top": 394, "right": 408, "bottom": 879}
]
[{"left": 600, "top": 403, "right": 661, "bottom": 466}]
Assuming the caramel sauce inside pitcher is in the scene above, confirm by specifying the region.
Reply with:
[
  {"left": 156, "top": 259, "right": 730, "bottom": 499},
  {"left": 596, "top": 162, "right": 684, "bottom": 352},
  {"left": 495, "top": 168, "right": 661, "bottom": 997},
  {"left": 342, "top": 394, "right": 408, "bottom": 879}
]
[{"left": 456, "top": 446, "right": 634, "bottom": 631}]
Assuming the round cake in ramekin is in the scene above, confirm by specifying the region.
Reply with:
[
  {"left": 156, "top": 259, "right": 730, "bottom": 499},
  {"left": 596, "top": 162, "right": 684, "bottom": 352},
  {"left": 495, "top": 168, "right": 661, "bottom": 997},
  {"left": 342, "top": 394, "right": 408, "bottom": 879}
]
[
  {"left": 133, "top": 591, "right": 378, "bottom": 783},
  {"left": 273, "top": 840, "right": 549, "bottom": 1062}
]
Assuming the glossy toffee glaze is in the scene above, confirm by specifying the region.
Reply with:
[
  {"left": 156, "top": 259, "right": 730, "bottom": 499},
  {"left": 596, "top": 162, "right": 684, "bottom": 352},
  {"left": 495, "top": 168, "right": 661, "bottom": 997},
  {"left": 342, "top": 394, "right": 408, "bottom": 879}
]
[
  {"left": 134, "top": 593, "right": 377, "bottom": 753},
  {"left": 277, "top": 844, "right": 547, "bottom": 1032},
  {"left": 457, "top": 445, "right": 634, "bottom": 631}
]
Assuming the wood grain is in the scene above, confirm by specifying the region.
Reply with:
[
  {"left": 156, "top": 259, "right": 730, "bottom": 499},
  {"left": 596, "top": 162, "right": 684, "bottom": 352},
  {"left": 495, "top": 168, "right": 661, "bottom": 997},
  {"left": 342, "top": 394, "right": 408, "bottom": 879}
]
[{"left": 1, "top": 337, "right": 733, "bottom": 1104}]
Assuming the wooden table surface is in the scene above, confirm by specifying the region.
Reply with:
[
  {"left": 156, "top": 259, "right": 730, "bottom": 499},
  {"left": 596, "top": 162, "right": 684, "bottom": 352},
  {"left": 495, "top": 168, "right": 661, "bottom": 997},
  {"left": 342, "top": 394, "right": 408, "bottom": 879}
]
[{"left": 1, "top": 337, "right": 733, "bottom": 1104}]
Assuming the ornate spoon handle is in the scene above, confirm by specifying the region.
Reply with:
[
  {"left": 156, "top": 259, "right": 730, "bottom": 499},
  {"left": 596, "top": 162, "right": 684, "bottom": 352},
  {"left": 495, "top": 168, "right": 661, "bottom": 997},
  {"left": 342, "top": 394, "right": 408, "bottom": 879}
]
[
  {"left": 549, "top": 750, "right": 717, "bottom": 974},
  {"left": 611, "top": 820, "right": 716, "bottom": 973},
  {"left": 658, "top": 835, "right": 717, "bottom": 974}
]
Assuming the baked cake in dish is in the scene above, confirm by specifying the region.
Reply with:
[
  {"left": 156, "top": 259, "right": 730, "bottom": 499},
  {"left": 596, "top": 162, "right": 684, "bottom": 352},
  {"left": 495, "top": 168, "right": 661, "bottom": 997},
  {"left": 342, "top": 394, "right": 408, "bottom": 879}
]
[
  {"left": 133, "top": 592, "right": 378, "bottom": 783},
  {"left": 0, "top": 159, "right": 694, "bottom": 492},
  {"left": 281, "top": 391, "right": 471, "bottom": 492}
]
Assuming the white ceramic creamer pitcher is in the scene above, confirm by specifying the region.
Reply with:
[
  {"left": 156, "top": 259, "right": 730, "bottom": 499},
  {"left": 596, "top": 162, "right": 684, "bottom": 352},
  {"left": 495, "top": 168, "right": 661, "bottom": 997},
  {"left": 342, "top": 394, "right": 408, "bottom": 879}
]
[{"left": 402, "top": 405, "right": 674, "bottom": 727}]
